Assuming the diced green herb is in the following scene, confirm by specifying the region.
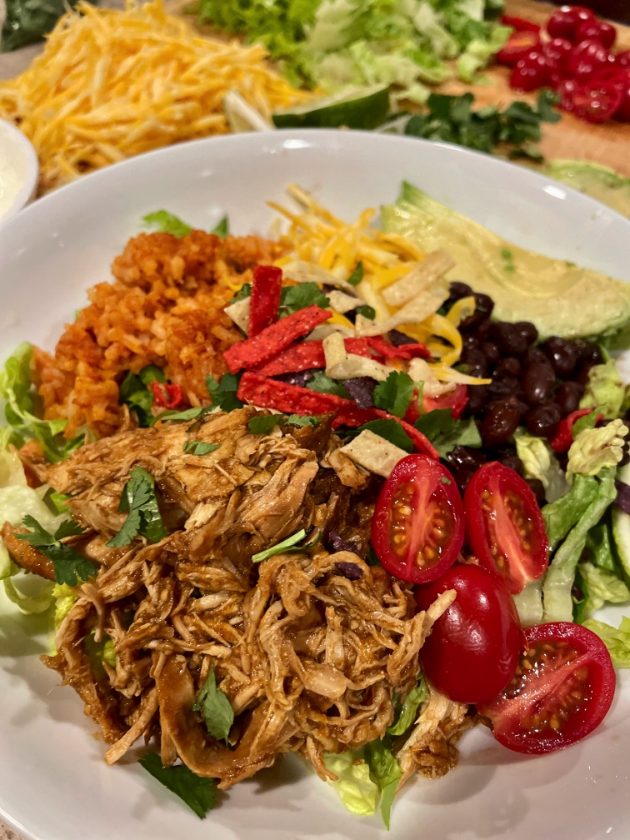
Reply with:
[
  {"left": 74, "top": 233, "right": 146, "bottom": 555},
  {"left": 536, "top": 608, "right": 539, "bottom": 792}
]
[
  {"left": 252, "top": 528, "right": 307, "bottom": 563},
  {"left": 142, "top": 210, "right": 192, "bottom": 238},
  {"left": 207, "top": 373, "right": 243, "bottom": 412},
  {"left": 415, "top": 409, "right": 481, "bottom": 456},
  {"left": 108, "top": 467, "right": 167, "bottom": 548},
  {"left": 211, "top": 215, "right": 229, "bottom": 237},
  {"left": 355, "top": 304, "right": 376, "bottom": 321},
  {"left": 158, "top": 406, "right": 213, "bottom": 423},
  {"left": 183, "top": 440, "right": 220, "bottom": 456},
  {"left": 193, "top": 670, "right": 234, "bottom": 742},
  {"left": 247, "top": 414, "right": 319, "bottom": 435},
  {"left": 119, "top": 365, "right": 165, "bottom": 427},
  {"left": 139, "top": 753, "right": 218, "bottom": 819},
  {"left": 347, "top": 262, "right": 364, "bottom": 287},
  {"left": 17, "top": 515, "right": 96, "bottom": 586},
  {"left": 500, "top": 247, "right": 515, "bottom": 273},
  {"left": 373, "top": 371, "right": 415, "bottom": 419},
  {"left": 355, "top": 419, "right": 413, "bottom": 453},
  {"left": 230, "top": 283, "right": 252, "bottom": 303},
  {"left": 279, "top": 282, "right": 329, "bottom": 316},
  {"left": 306, "top": 371, "right": 350, "bottom": 398}
]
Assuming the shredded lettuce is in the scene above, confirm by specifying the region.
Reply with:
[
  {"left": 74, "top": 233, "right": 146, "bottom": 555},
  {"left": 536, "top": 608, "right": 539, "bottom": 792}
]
[
  {"left": 52, "top": 583, "right": 78, "bottom": 628},
  {"left": 579, "top": 358, "right": 626, "bottom": 419},
  {"left": 364, "top": 740, "right": 402, "bottom": 830},
  {"left": 583, "top": 616, "right": 630, "bottom": 667},
  {"left": 542, "top": 474, "right": 600, "bottom": 550},
  {"left": 323, "top": 751, "right": 379, "bottom": 817},
  {"left": 567, "top": 419, "right": 628, "bottom": 478},
  {"left": 576, "top": 561, "right": 630, "bottom": 617},
  {"left": 515, "top": 431, "right": 567, "bottom": 502}
]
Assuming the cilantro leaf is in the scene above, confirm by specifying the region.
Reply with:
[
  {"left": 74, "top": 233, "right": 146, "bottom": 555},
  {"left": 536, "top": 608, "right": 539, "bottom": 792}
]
[
  {"left": 139, "top": 753, "right": 217, "bottom": 819},
  {"left": 206, "top": 373, "right": 243, "bottom": 412},
  {"left": 355, "top": 304, "right": 376, "bottom": 321},
  {"left": 364, "top": 740, "right": 402, "bottom": 830},
  {"left": 158, "top": 406, "right": 213, "bottom": 423},
  {"left": 306, "top": 371, "right": 350, "bottom": 398},
  {"left": 193, "top": 670, "right": 234, "bottom": 743},
  {"left": 355, "top": 419, "right": 413, "bottom": 453},
  {"left": 18, "top": 515, "right": 96, "bottom": 585},
  {"left": 373, "top": 371, "right": 416, "bottom": 419},
  {"left": 108, "top": 468, "right": 167, "bottom": 547},
  {"left": 247, "top": 414, "right": 319, "bottom": 435},
  {"left": 415, "top": 409, "right": 481, "bottom": 456},
  {"left": 142, "top": 210, "right": 192, "bottom": 238},
  {"left": 229, "top": 283, "right": 251, "bottom": 303},
  {"left": 279, "top": 283, "right": 329, "bottom": 316},
  {"left": 183, "top": 440, "right": 220, "bottom": 456},
  {"left": 119, "top": 365, "right": 165, "bottom": 427},
  {"left": 347, "top": 262, "right": 364, "bottom": 287},
  {"left": 43, "top": 488, "right": 70, "bottom": 515},
  {"left": 252, "top": 528, "right": 307, "bottom": 563},
  {"left": 211, "top": 215, "right": 229, "bottom": 237}
]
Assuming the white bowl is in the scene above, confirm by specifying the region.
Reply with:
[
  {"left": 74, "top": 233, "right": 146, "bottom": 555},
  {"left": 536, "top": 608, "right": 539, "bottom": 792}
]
[{"left": 0, "top": 119, "right": 39, "bottom": 225}]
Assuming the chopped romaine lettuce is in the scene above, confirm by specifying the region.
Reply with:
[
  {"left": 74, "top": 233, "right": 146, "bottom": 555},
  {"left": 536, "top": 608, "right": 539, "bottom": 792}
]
[
  {"left": 576, "top": 561, "right": 630, "bottom": 617},
  {"left": 364, "top": 740, "right": 402, "bottom": 830},
  {"left": 323, "top": 751, "right": 378, "bottom": 816},
  {"left": 515, "top": 431, "right": 567, "bottom": 502},
  {"left": 583, "top": 616, "right": 630, "bottom": 667},
  {"left": 542, "top": 474, "right": 600, "bottom": 550},
  {"left": 579, "top": 358, "right": 626, "bottom": 419},
  {"left": 567, "top": 419, "right": 628, "bottom": 478},
  {"left": 388, "top": 677, "right": 428, "bottom": 736}
]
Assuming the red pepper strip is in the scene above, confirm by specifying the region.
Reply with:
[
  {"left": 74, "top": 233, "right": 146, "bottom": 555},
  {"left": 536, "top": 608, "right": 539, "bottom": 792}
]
[
  {"left": 249, "top": 265, "right": 283, "bottom": 336},
  {"left": 367, "top": 336, "right": 430, "bottom": 361},
  {"left": 255, "top": 337, "right": 374, "bottom": 377},
  {"left": 238, "top": 371, "right": 353, "bottom": 414},
  {"left": 500, "top": 14, "right": 540, "bottom": 32},
  {"left": 550, "top": 408, "right": 603, "bottom": 454},
  {"left": 151, "top": 381, "right": 185, "bottom": 410},
  {"left": 332, "top": 405, "right": 439, "bottom": 460},
  {"left": 224, "top": 305, "right": 331, "bottom": 373}
]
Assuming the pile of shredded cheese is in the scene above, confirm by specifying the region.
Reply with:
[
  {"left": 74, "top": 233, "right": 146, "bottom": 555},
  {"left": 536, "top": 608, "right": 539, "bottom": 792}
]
[
  {"left": 0, "top": 0, "right": 309, "bottom": 191},
  {"left": 272, "top": 185, "right": 491, "bottom": 393}
]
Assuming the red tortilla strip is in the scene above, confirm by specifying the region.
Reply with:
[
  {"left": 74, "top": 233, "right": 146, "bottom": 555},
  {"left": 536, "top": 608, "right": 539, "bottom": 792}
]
[
  {"left": 249, "top": 265, "right": 283, "bottom": 336},
  {"left": 367, "top": 336, "right": 430, "bottom": 361},
  {"left": 238, "top": 371, "right": 353, "bottom": 414},
  {"left": 224, "top": 305, "right": 331, "bottom": 373},
  {"left": 332, "top": 405, "right": 439, "bottom": 460},
  {"left": 255, "top": 337, "right": 374, "bottom": 377}
]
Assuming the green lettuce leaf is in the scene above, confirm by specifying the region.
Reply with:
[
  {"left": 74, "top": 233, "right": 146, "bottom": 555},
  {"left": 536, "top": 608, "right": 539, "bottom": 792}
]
[
  {"left": 142, "top": 211, "right": 192, "bottom": 237},
  {"left": 388, "top": 677, "right": 428, "bottom": 736},
  {"left": 542, "top": 474, "right": 600, "bottom": 550},
  {"left": 567, "top": 419, "right": 628, "bottom": 478},
  {"left": 365, "top": 740, "right": 402, "bottom": 830},
  {"left": 583, "top": 616, "right": 630, "bottom": 667},
  {"left": 415, "top": 408, "right": 481, "bottom": 456},
  {"left": 323, "top": 751, "right": 378, "bottom": 817},
  {"left": 576, "top": 561, "right": 630, "bottom": 618},
  {"left": 515, "top": 431, "right": 567, "bottom": 502},
  {"left": 579, "top": 358, "right": 625, "bottom": 419}
]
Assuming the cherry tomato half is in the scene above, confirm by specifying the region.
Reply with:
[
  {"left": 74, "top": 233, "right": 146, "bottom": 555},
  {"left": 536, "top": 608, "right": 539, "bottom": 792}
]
[
  {"left": 464, "top": 462, "right": 549, "bottom": 594},
  {"left": 415, "top": 564, "right": 523, "bottom": 705},
  {"left": 496, "top": 30, "right": 541, "bottom": 67},
  {"left": 546, "top": 6, "right": 595, "bottom": 42},
  {"left": 575, "top": 19, "right": 616, "bottom": 49},
  {"left": 479, "top": 622, "right": 616, "bottom": 754},
  {"left": 371, "top": 455, "right": 464, "bottom": 584},
  {"left": 542, "top": 37, "right": 573, "bottom": 74},
  {"left": 566, "top": 39, "right": 613, "bottom": 82},
  {"left": 500, "top": 14, "right": 541, "bottom": 34},
  {"left": 510, "top": 50, "right": 551, "bottom": 91},
  {"left": 422, "top": 384, "right": 468, "bottom": 419},
  {"left": 570, "top": 80, "right": 623, "bottom": 123}
]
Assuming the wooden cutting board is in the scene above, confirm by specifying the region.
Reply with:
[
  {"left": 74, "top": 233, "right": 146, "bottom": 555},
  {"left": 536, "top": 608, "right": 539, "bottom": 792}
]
[{"left": 440, "top": 0, "right": 630, "bottom": 175}]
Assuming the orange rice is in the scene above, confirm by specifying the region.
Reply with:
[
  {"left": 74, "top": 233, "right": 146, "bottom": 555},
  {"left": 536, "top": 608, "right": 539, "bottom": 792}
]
[{"left": 34, "top": 230, "right": 285, "bottom": 437}]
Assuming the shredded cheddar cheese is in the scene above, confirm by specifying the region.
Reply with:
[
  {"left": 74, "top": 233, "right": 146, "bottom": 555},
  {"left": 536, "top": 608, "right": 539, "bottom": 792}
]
[
  {"left": 0, "top": 0, "right": 309, "bottom": 190},
  {"left": 272, "top": 185, "right": 492, "bottom": 392}
]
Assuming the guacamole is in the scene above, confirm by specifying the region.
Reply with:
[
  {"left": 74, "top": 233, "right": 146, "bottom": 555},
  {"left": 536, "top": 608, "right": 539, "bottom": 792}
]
[{"left": 381, "top": 182, "right": 630, "bottom": 341}]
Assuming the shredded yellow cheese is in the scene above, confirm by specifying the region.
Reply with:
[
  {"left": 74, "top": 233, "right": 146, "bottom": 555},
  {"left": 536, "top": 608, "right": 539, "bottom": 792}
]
[{"left": 0, "top": 0, "right": 308, "bottom": 190}]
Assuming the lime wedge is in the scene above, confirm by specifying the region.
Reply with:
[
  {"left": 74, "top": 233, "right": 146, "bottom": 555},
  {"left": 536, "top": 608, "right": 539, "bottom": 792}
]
[{"left": 272, "top": 85, "right": 390, "bottom": 130}]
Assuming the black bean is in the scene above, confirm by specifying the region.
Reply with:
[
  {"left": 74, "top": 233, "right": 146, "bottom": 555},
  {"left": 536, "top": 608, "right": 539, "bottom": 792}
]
[
  {"left": 462, "top": 347, "right": 489, "bottom": 378},
  {"left": 541, "top": 337, "right": 578, "bottom": 377},
  {"left": 480, "top": 399, "right": 522, "bottom": 448},
  {"left": 499, "top": 452, "right": 523, "bottom": 474},
  {"left": 460, "top": 294, "right": 494, "bottom": 332},
  {"left": 449, "top": 281, "right": 473, "bottom": 300},
  {"left": 526, "top": 346, "right": 549, "bottom": 366},
  {"left": 514, "top": 321, "right": 539, "bottom": 347},
  {"left": 489, "top": 322, "right": 529, "bottom": 357},
  {"left": 481, "top": 341, "right": 500, "bottom": 366},
  {"left": 573, "top": 339, "right": 603, "bottom": 367},
  {"left": 555, "top": 381, "right": 585, "bottom": 415},
  {"left": 445, "top": 445, "right": 487, "bottom": 491},
  {"left": 522, "top": 361, "right": 556, "bottom": 405},
  {"left": 388, "top": 329, "right": 416, "bottom": 347},
  {"left": 524, "top": 403, "right": 562, "bottom": 437},
  {"left": 494, "top": 357, "right": 522, "bottom": 378},
  {"left": 488, "top": 376, "right": 522, "bottom": 398},
  {"left": 527, "top": 478, "right": 547, "bottom": 506}
]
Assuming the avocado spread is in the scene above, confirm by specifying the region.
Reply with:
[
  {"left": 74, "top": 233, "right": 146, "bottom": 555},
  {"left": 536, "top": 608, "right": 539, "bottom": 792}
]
[{"left": 381, "top": 181, "right": 630, "bottom": 341}]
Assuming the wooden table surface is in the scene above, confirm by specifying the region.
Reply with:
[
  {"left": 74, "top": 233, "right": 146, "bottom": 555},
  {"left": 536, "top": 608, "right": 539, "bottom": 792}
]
[{"left": 0, "top": 1, "right": 628, "bottom": 838}]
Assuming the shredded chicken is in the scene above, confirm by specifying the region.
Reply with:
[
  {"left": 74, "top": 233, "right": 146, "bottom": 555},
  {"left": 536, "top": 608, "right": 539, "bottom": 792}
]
[{"left": 5, "top": 407, "right": 472, "bottom": 799}]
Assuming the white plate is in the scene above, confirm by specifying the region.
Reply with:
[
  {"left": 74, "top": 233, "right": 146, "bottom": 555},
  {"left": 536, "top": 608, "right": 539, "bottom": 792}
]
[{"left": 1, "top": 131, "right": 629, "bottom": 840}]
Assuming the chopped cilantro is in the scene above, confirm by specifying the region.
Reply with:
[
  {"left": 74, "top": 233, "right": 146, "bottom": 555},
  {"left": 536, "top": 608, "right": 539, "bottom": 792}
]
[
  {"left": 193, "top": 670, "right": 234, "bottom": 743},
  {"left": 158, "top": 406, "right": 213, "bottom": 423},
  {"left": 139, "top": 753, "right": 217, "bottom": 819},
  {"left": 247, "top": 414, "right": 319, "bottom": 435},
  {"left": 119, "top": 365, "right": 165, "bottom": 427},
  {"left": 500, "top": 247, "right": 515, "bottom": 273},
  {"left": 18, "top": 515, "right": 96, "bottom": 585},
  {"left": 355, "top": 304, "right": 376, "bottom": 321},
  {"left": 373, "top": 371, "right": 416, "bottom": 419},
  {"left": 211, "top": 215, "right": 229, "bottom": 237},
  {"left": 142, "top": 210, "right": 192, "bottom": 238},
  {"left": 108, "top": 467, "right": 167, "bottom": 547},
  {"left": 206, "top": 373, "right": 243, "bottom": 412},
  {"left": 183, "top": 440, "right": 220, "bottom": 455},
  {"left": 306, "top": 371, "right": 350, "bottom": 398},
  {"left": 279, "top": 282, "right": 329, "bottom": 316},
  {"left": 252, "top": 528, "right": 307, "bottom": 563},
  {"left": 355, "top": 419, "right": 413, "bottom": 453},
  {"left": 229, "top": 283, "right": 252, "bottom": 303},
  {"left": 415, "top": 409, "right": 482, "bottom": 456},
  {"left": 347, "top": 262, "right": 364, "bottom": 287}
]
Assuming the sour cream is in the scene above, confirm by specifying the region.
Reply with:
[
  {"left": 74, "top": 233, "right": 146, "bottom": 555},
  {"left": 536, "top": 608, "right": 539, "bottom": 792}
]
[{"left": 0, "top": 120, "right": 38, "bottom": 224}]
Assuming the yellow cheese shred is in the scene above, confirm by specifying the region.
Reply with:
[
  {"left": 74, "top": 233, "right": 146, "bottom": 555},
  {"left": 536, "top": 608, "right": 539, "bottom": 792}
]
[{"left": 0, "top": 0, "right": 309, "bottom": 191}]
